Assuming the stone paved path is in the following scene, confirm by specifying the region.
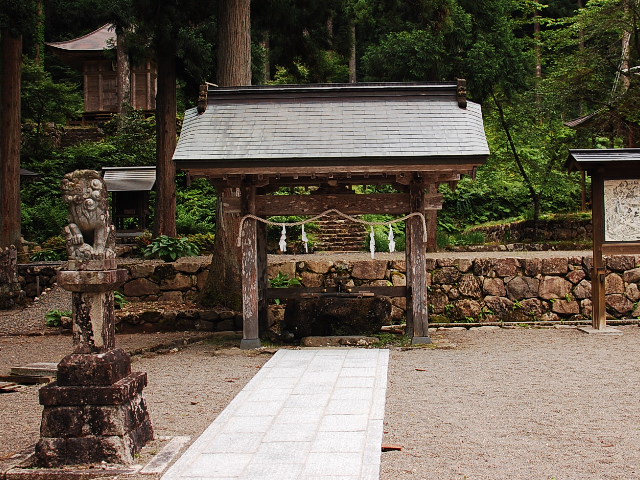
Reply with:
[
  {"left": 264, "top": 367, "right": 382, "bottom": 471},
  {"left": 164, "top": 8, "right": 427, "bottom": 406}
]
[{"left": 161, "top": 349, "right": 389, "bottom": 480}]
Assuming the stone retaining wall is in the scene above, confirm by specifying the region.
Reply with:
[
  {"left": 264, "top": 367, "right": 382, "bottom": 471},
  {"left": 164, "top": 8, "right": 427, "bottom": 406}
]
[
  {"left": 268, "top": 254, "right": 640, "bottom": 323},
  {"left": 469, "top": 219, "right": 592, "bottom": 243},
  {"left": 19, "top": 254, "right": 640, "bottom": 326}
]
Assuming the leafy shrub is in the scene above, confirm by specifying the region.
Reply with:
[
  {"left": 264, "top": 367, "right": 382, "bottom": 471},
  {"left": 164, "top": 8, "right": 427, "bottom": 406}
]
[
  {"left": 269, "top": 272, "right": 303, "bottom": 305},
  {"left": 437, "top": 230, "right": 486, "bottom": 249},
  {"left": 134, "top": 231, "right": 153, "bottom": 248},
  {"left": 143, "top": 235, "right": 200, "bottom": 262},
  {"left": 186, "top": 233, "right": 216, "bottom": 253},
  {"left": 45, "top": 309, "right": 71, "bottom": 327},
  {"left": 31, "top": 249, "right": 64, "bottom": 262},
  {"left": 362, "top": 215, "right": 406, "bottom": 252},
  {"left": 269, "top": 271, "right": 304, "bottom": 288},
  {"left": 22, "top": 198, "right": 68, "bottom": 243},
  {"left": 176, "top": 177, "right": 216, "bottom": 234},
  {"left": 30, "top": 235, "right": 68, "bottom": 262},
  {"left": 114, "top": 291, "right": 128, "bottom": 309},
  {"left": 266, "top": 216, "right": 319, "bottom": 253}
]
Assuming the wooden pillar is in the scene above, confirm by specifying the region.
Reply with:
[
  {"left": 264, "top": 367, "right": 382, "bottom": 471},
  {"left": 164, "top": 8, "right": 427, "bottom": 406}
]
[
  {"left": 425, "top": 182, "right": 438, "bottom": 253},
  {"left": 257, "top": 221, "right": 269, "bottom": 334},
  {"left": 406, "top": 180, "right": 431, "bottom": 344},
  {"left": 240, "top": 184, "right": 261, "bottom": 349},
  {"left": 591, "top": 169, "right": 607, "bottom": 330}
]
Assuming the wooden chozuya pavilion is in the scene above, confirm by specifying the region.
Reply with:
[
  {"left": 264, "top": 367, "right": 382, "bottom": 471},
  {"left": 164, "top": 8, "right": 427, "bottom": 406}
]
[
  {"left": 47, "top": 24, "right": 156, "bottom": 122},
  {"left": 173, "top": 82, "right": 490, "bottom": 348},
  {"left": 567, "top": 149, "right": 640, "bottom": 333}
]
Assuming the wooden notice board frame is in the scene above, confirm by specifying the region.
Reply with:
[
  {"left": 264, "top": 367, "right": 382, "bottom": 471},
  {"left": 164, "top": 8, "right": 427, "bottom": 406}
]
[{"left": 567, "top": 149, "right": 640, "bottom": 330}]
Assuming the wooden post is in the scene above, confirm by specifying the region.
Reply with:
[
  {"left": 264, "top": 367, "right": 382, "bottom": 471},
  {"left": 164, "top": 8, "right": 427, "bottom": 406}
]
[
  {"left": 257, "top": 221, "right": 269, "bottom": 334},
  {"left": 590, "top": 169, "right": 607, "bottom": 330},
  {"left": 240, "top": 184, "right": 261, "bottom": 349},
  {"left": 406, "top": 180, "right": 431, "bottom": 344},
  {"left": 425, "top": 182, "right": 438, "bottom": 253}
]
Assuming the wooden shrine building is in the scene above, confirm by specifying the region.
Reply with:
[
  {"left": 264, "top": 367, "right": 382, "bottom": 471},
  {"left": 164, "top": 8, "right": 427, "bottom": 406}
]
[
  {"left": 173, "top": 82, "right": 490, "bottom": 348},
  {"left": 567, "top": 149, "right": 640, "bottom": 333},
  {"left": 47, "top": 24, "right": 156, "bottom": 122},
  {"left": 102, "top": 166, "right": 156, "bottom": 236}
]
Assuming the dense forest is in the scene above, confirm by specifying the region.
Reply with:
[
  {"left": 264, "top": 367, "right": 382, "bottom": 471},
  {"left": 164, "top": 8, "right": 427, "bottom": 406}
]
[{"left": 1, "top": 0, "right": 639, "bottom": 252}]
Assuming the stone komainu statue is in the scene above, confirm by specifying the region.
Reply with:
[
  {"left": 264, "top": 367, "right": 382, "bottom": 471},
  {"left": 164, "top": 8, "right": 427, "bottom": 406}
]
[{"left": 62, "top": 170, "right": 115, "bottom": 260}]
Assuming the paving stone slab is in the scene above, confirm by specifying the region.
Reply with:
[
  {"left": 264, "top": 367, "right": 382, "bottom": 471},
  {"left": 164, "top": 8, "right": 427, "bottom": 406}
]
[{"left": 161, "top": 348, "right": 389, "bottom": 480}]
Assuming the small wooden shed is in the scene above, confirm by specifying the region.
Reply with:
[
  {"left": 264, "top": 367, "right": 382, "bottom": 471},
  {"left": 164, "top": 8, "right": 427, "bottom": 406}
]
[
  {"left": 47, "top": 24, "right": 156, "bottom": 121},
  {"left": 174, "top": 82, "right": 490, "bottom": 347},
  {"left": 102, "top": 166, "right": 156, "bottom": 235},
  {"left": 567, "top": 149, "right": 640, "bottom": 332}
]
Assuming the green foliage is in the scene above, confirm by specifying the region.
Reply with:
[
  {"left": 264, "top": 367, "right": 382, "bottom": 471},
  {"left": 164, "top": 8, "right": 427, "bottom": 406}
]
[
  {"left": 45, "top": 309, "right": 71, "bottom": 327},
  {"left": 22, "top": 198, "right": 69, "bottom": 244},
  {"left": 362, "top": 29, "right": 452, "bottom": 81},
  {"left": 102, "top": 110, "right": 157, "bottom": 166},
  {"left": 142, "top": 235, "right": 200, "bottom": 262},
  {"left": 269, "top": 271, "right": 303, "bottom": 305},
  {"left": 186, "top": 233, "right": 216, "bottom": 253},
  {"left": 30, "top": 235, "right": 68, "bottom": 262},
  {"left": 21, "top": 59, "right": 83, "bottom": 162},
  {"left": 269, "top": 61, "right": 312, "bottom": 85},
  {"left": 114, "top": 291, "right": 128, "bottom": 309},
  {"left": 362, "top": 215, "right": 406, "bottom": 252},
  {"left": 266, "top": 216, "right": 318, "bottom": 253},
  {"left": 176, "top": 178, "right": 217, "bottom": 234},
  {"left": 436, "top": 230, "right": 486, "bottom": 249},
  {"left": 269, "top": 272, "right": 304, "bottom": 288}
]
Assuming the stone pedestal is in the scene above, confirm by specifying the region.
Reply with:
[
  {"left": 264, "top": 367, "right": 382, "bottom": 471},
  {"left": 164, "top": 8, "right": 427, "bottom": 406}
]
[
  {"left": 0, "top": 245, "right": 25, "bottom": 309},
  {"left": 35, "top": 262, "right": 153, "bottom": 466}
]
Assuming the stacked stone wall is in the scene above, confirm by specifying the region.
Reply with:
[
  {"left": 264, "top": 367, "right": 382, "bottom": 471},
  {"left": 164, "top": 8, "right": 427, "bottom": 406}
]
[
  {"left": 470, "top": 219, "right": 592, "bottom": 243},
  {"left": 19, "top": 254, "right": 640, "bottom": 327}
]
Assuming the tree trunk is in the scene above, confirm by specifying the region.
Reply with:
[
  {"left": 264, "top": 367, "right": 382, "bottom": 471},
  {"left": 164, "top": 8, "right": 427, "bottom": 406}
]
[
  {"left": 116, "top": 30, "right": 131, "bottom": 114},
  {"left": 35, "top": 0, "right": 44, "bottom": 65},
  {"left": 349, "top": 23, "right": 357, "bottom": 83},
  {"left": 217, "top": 0, "right": 251, "bottom": 86},
  {"left": 202, "top": 0, "right": 251, "bottom": 311},
  {"left": 492, "top": 94, "right": 541, "bottom": 226},
  {"left": 0, "top": 29, "right": 23, "bottom": 248},
  {"left": 152, "top": 51, "right": 177, "bottom": 237},
  {"left": 261, "top": 32, "right": 270, "bottom": 83},
  {"left": 534, "top": 4, "right": 542, "bottom": 79}
]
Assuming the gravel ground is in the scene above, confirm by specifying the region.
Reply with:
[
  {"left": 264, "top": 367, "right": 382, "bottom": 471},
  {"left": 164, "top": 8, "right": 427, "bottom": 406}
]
[
  {"left": 381, "top": 326, "right": 640, "bottom": 480},
  {"left": 0, "top": 285, "right": 72, "bottom": 336},
  {"left": 2, "top": 325, "right": 640, "bottom": 480}
]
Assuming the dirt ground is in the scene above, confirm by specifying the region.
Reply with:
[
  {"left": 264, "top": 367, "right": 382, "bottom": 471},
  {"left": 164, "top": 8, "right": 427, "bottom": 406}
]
[{"left": 2, "top": 325, "right": 640, "bottom": 480}]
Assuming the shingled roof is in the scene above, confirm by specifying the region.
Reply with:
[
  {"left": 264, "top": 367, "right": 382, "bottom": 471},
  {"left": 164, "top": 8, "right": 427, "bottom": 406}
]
[
  {"left": 173, "top": 83, "right": 489, "bottom": 176},
  {"left": 567, "top": 148, "right": 640, "bottom": 175},
  {"left": 46, "top": 24, "right": 115, "bottom": 52}
]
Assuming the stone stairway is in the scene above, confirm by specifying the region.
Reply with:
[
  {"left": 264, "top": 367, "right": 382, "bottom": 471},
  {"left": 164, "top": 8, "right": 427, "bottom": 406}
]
[{"left": 313, "top": 214, "right": 367, "bottom": 252}]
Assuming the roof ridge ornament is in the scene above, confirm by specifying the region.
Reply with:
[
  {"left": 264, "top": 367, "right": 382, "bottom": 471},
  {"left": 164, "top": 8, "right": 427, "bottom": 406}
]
[
  {"left": 197, "top": 84, "right": 208, "bottom": 114},
  {"left": 457, "top": 78, "right": 467, "bottom": 109}
]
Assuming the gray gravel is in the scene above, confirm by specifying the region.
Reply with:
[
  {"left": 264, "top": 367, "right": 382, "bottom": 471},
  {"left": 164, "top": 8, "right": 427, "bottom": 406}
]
[
  {"left": 0, "top": 285, "right": 71, "bottom": 336},
  {"left": 381, "top": 326, "right": 640, "bottom": 480},
  {"left": 2, "top": 326, "right": 640, "bottom": 480}
]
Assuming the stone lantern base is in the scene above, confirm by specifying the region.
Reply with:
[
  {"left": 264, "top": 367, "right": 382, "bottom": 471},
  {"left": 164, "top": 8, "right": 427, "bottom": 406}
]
[{"left": 35, "top": 348, "right": 153, "bottom": 467}]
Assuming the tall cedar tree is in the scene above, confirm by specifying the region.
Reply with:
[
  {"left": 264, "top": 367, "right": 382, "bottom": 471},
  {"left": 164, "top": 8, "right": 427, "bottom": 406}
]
[
  {"left": 104, "top": 0, "right": 217, "bottom": 237},
  {"left": 0, "top": 2, "right": 37, "bottom": 247},
  {"left": 202, "top": 0, "right": 251, "bottom": 311}
]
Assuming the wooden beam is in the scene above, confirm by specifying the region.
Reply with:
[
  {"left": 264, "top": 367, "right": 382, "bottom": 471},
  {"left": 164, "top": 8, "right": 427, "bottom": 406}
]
[
  {"left": 267, "top": 286, "right": 407, "bottom": 299},
  {"left": 255, "top": 193, "right": 443, "bottom": 216},
  {"left": 177, "top": 163, "right": 481, "bottom": 177},
  {"left": 591, "top": 169, "right": 606, "bottom": 330},
  {"left": 601, "top": 243, "right": 640, "bottom": 255}
]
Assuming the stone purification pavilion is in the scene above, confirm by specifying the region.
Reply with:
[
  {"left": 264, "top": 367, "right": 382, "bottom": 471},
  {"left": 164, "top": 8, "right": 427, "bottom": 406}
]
[{"left": 174, "top": 82, "right": 489, "bottom": 347}]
